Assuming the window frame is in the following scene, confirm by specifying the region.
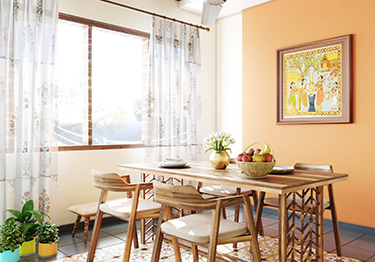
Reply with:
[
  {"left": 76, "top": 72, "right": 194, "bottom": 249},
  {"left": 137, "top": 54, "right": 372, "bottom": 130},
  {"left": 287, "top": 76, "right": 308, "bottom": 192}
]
[{"left": 58, "top": 13, "right": 149, "bottom": 151}]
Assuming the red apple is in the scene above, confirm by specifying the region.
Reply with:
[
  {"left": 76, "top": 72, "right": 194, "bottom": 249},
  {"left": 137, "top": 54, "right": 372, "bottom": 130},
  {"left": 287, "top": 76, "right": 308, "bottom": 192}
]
[
  {"left": 263, "top": 153, "right": 273, "bottom": 162},
  {"left": 242, "top": 154, "right": 252, "bottom": 162},
  {"left": 236, "top": 153, "right": 245, "bottom": 161}
]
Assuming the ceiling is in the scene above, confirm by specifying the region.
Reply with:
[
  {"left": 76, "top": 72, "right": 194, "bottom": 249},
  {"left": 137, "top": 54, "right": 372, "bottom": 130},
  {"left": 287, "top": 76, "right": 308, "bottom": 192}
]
[{"left": 175, "top": 0, "right": 273, "bottom": 19}]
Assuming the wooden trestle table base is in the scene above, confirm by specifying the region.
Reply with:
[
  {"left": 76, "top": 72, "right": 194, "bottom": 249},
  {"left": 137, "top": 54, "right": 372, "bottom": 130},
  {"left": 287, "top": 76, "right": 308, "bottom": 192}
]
[{"left": 119, "top": 161, "right": 348, "bottom": 262}]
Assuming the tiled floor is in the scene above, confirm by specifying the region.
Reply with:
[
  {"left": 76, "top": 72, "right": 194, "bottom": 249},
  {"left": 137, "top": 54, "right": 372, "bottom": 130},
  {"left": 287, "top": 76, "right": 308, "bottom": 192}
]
[{"left": 19, "top": 207, "right": 375, "bottom": 261}]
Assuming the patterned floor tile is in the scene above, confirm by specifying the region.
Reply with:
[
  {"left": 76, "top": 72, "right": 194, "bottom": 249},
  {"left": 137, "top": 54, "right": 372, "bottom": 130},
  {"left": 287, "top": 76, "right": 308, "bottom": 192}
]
[{"left": 52, "top": 235, "right": 363, "bottom": 262}]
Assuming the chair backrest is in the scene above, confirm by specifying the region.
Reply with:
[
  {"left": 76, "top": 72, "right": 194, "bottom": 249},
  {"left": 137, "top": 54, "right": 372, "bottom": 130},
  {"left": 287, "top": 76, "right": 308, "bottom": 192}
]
[
  {"left": 153, "top": 182, "right": 217, "bottom": 211},
  {"left": 91, "top": 169, "right": 134, "bottom": 192},
  {"left": 293, "top": 163, "right": 333, "bottom": 173}
]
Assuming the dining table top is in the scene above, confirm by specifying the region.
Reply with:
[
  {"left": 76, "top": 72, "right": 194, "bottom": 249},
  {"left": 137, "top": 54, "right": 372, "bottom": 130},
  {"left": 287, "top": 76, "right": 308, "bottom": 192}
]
[{"left": 119, "top": 161, "right": 348, "bottom": 194}]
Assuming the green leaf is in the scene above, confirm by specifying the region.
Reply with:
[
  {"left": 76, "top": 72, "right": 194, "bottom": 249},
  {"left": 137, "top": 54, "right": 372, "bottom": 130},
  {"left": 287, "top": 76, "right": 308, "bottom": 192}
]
[
  {"left": 5, "top": 217, "right": 16, "bottom": 224},
  {"left": 6, "top": 210, "right": 22, "bottom": 221},
  {"left": 22, "top": 200, "right": 34, "bottom": 213},
  {"left": 23, "top": 210, "right": 32, "bottom": 222},
  {"left": 31, "top": 210, "right": 50, "bottom": 222},
  {"left": 204, "top": 147, "right": 215, "bottom": 153},
  {"left": 33, "top": 212, "right": 42, "bottom": 224},
  {"left": 22, "top": 223, "right": 33, "bottom": 234}
]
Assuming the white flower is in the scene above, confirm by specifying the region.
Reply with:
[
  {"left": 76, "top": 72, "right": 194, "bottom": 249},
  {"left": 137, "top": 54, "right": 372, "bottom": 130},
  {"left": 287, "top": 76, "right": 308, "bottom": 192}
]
[{"left": 204, "top": 131, "right": 235, "bottom": 153}]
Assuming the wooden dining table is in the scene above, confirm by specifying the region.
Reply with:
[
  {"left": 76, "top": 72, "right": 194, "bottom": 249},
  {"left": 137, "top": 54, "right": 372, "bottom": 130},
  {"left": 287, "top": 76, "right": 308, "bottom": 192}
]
[{"left": 119, "top": 161, "right": 348, "bottom": 262}]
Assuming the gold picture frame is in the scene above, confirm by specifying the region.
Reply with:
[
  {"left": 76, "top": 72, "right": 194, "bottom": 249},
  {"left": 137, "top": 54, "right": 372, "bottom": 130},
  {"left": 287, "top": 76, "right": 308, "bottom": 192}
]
[{"left": 276, "top": 35, "right": 353, "bottom": 124}]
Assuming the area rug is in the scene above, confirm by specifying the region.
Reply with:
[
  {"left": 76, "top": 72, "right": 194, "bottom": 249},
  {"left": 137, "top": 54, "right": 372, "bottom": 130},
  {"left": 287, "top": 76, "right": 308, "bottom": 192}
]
[{"left": 52, "top": 235, "right": 362, "bottom": 262}]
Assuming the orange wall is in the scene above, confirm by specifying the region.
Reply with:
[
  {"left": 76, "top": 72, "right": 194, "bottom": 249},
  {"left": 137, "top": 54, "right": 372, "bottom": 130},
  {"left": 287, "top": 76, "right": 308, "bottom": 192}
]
[{"left": 242, "top": 0, "right": 375, "bottom": 228}]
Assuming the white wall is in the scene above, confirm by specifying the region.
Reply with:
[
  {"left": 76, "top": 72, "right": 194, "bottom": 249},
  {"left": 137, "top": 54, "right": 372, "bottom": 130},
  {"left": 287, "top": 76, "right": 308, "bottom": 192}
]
[
  {"left": 216, "top": 13, "right": 243, "bottom": 156},
  {"left": 57, "top": 0, "right": 216, "bottom": 225}
]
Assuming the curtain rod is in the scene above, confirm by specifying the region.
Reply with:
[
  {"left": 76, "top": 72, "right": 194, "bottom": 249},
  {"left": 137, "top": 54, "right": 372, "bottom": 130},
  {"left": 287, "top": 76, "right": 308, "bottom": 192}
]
[{"left": 97, "top": 0, "right": 210, "bottom": 32}]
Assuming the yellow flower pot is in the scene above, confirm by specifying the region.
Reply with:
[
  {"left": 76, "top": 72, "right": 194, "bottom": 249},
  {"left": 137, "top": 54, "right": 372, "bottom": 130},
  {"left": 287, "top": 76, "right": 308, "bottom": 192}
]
[
  {"left": 38, "top": 242, "right": 57, "bottom": 258},
  {"left": 19, "top": 238, "right": 36, "bottom": 256}
]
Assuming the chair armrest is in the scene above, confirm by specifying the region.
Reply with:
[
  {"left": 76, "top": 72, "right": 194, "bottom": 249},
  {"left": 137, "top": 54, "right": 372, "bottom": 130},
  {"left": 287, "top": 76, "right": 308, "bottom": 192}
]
[{"left": 137, "top": 182, "right": 155, "bottom": 191}]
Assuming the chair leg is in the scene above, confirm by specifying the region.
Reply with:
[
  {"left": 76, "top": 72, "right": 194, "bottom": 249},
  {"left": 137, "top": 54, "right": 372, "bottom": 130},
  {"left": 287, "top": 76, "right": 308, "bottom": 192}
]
[
  {"left": 86, "top": 211, "right": 104, "bottom": 262},
  {"left": 328, "top": 184, "right": 342, "bottom": 256},
  {"left": 192, "top": 243, "right": 199, "bottom": 262},
  {"left": 71, "top": 215, "right": 82, "bottom": 238},
  {"left": 151, "top": 206, "right": 166, "bottom": 262},
  {"left": 222, "top": 207, "right": 227, "bottom": 219},
  {"left": 151, "top": 229, "right": 164, "bottom": 262},
  {"left": 132, "top": 221, "right": 139, "bottom": 249},
  {"left": 207, "top": 202, "right": 221, "bottom": 262},
  {"left": 83, "top": 217, "right": 90, "bottom": 244},
  {"left": 165, "top": 207, "right": 182, "bottom": 262},
  {"left": 123, "top": 185, "right": 142, "bottom": 262},
  {"left": 232, "top": 204, "right": 240, "bottom": 249},
  {"left": 171, "top": 237, "right": 182, "bottom": 262},
  {"left": 252, "top": 190, "right": 264, "bottom": 236},
  {"left": 141, "top": 218, "right": 145, "bottom": 244},
  {"left": 123, "top": 222, "right": 135, "bottom": 262}
]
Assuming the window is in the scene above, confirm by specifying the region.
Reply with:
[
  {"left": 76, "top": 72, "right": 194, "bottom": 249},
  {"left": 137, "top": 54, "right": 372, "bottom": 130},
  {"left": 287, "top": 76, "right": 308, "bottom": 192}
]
[{"left": 56, "top": 14, "right": 149, "bottom": 150}]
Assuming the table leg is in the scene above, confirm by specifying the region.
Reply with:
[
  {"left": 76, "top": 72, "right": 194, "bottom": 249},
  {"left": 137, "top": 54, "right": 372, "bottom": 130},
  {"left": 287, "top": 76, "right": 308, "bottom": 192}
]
[
  {"left": 278, "top": 193, "right": 287, "bottom": 262},
  {"left": 255, "top": 191, "right": 265, "bottom": 236},
  {"left": 316, "top": 186, "right": 324, "bottom": 262}
]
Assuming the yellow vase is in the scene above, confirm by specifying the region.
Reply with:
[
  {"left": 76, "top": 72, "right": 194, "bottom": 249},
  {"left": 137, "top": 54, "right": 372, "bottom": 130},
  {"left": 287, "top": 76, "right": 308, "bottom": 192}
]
[
  {"left": 38, "top": 242, "right": 57, "bottom": 258},
  {"left": 210, "top": 150, "right": 230, "bottom": 169},
  {"left": 20, "top": 238, "right": 36, "bottom": 256}
]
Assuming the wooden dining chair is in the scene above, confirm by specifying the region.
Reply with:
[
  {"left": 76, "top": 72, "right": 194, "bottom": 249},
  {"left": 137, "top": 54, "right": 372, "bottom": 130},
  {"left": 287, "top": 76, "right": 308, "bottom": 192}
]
[
  {"left": 139, "top": 173, "right": 185, "bottom": 244},
  {"left": 151, "top": 182, "right": 261, "bottom": 262},
  {"left": 198, "top": 184, "right": 264, "bottom": 235},
  {"left": 255, "top": 163, "right": 342, "bottom": 256},
  {"left": 86, "top": 170, "right": 161, "bottom": 262}
]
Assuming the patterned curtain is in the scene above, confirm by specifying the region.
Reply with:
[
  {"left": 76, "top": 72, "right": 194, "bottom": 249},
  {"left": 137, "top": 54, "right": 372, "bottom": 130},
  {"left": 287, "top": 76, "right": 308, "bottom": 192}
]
[
  {"left": 0, "top": 0, "right": 58, "bottom": 224},
  {"left": 145, "top": 17, "right": 203, "bottom": 162}
]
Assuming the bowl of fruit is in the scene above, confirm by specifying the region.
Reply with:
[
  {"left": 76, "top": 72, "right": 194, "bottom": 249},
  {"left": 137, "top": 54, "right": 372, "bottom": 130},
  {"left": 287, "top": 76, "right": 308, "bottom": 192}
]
[{"left": 236, "top": 142, "right": 276, "bottom": 179}]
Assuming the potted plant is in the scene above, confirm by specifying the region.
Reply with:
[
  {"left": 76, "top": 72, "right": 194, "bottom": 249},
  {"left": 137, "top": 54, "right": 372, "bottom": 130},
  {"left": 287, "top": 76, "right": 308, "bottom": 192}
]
[
  {"left": 0, "top": 220, "right": 25, "bottom": 262},
  {"left": 6, "top": 200, "right": 49, "bottom": 256},
  {"left": 36, "top": 220, "right": 60, "bottom": 258}
]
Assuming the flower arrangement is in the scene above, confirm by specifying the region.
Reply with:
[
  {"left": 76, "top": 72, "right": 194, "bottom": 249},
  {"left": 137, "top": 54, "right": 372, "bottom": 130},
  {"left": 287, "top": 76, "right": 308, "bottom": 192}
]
[{"left": 204, "top": 132, "right": 235, "bottom": 153}]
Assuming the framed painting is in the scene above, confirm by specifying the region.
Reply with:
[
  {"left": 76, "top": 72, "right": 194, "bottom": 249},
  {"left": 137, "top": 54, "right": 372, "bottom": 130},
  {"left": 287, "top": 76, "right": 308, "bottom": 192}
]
[{"left": 276, "top": 35, "right": 353, "bottom": 124}]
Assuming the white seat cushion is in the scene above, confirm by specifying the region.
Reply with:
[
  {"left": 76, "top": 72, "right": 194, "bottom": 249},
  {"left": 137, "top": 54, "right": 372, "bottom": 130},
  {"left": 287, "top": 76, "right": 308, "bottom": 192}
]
[
  {"left": 68, "top": 202, "right": 99, "bottom": 217},
  {"left": 199, "top": 185, "right": 252, "bottom": 197},
  {"left": 161, "top": 213, "right": 248, "bottom": 243},
  {"left": 100, "top": 198, "right": 161, "bottom": 219}
]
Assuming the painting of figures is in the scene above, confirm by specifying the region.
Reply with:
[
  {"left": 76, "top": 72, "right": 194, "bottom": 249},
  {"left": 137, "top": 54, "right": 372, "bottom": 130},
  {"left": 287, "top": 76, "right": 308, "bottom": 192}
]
[{"left": 276, "top": 35, "right": 352, "bottom": 124}]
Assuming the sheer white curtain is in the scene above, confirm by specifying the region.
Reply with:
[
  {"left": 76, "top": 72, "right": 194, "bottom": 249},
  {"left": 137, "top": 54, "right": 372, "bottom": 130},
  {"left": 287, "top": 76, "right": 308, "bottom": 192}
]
[
  {"left": 0, "top": 0, "right": 58, "bottom": 224},
  {"left": 145, "top": 17, "right": 203, "bottom": 162}
]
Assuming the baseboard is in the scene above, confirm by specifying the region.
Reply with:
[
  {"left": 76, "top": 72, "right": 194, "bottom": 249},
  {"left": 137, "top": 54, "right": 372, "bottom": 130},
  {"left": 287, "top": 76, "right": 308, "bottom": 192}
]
[
  {"left": 59, "top": 216, "right": 124, "bottom": 234},
  {"left": 261, "top": 206, "right": 375, "bottom": 235}
]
